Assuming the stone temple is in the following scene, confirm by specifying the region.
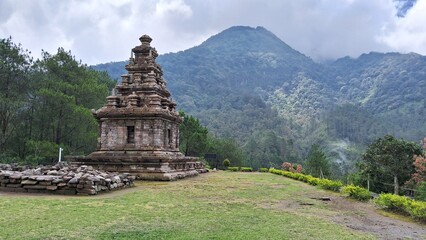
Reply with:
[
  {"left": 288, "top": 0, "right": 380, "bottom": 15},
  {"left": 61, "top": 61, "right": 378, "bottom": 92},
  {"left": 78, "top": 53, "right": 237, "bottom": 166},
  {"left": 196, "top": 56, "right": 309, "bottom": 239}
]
[{"left": 71, "top": 35, "right": 206, "bottom": 180}]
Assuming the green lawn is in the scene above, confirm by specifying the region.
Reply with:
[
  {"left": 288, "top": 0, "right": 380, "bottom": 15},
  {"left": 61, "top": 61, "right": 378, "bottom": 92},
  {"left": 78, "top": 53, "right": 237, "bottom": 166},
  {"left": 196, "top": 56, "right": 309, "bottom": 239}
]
[{"left": 0, "top": 171, "right": 375, "bottom": 240}]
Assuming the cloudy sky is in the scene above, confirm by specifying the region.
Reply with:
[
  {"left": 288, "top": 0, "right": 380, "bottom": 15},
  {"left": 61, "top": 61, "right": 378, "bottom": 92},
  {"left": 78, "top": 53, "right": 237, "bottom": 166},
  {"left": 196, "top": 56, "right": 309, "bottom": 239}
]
[{"left": 1, "top": 0, "right": 425, "bottom": 64}]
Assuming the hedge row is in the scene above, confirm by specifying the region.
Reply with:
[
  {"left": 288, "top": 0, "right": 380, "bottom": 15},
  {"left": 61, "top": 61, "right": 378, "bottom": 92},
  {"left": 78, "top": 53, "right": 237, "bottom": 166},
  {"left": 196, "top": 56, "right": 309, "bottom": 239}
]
[
  {"left": 269, "top": 168, "right": 425, "bottom": 222},
  {"left": 375, "top": 193, "right": 426, "bottom": 222},
  {"left": 227, "top": 167, "right": 253, "bottom": 172},
  {"left": 341, "top": 184, "right": 371, "bottom": 201},
  {"left": 227, "top": 167, "right": 239, "bottom": 172},
  {"left": 269, "top": 168, "right": 343, "bottom": 192}
]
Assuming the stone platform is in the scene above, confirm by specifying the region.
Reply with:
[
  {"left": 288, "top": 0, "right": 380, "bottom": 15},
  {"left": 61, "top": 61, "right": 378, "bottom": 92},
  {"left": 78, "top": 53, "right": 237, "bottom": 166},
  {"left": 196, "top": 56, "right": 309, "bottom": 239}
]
[{"left": 70, "top": 151, "right": 207, "bottom": 181}]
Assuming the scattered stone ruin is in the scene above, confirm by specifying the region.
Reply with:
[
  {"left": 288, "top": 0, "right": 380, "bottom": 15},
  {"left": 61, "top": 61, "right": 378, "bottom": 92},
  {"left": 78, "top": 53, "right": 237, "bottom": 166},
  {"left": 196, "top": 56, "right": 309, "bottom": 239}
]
[
  {"left": 0, "top": 164, "right": 134, "bottom": 195},
  {"left": 69, "top": 35, "right": 206, "bottom": 180}
]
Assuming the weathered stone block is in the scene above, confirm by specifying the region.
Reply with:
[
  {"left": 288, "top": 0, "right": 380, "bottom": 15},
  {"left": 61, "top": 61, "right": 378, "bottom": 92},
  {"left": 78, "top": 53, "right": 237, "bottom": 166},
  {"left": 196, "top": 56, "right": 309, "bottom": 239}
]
[
  {"left": 63, "top": 176, "right": 72, "bottom": 181},
  {"left": 52, "top": 178, "right": 63, "bottom": 184},
  {"left": 39, "top": 181, "right": 52, "bottom": 186},
  {"left": 46, "top": 185, "right": 58, "bottom": 191},
  {"left": 21, "top": 180, "right": 37, "bottom": 185},
  {"left": 47, "top": 170, "right": 58, "bottom": 175},
  {"left": 68, "top": 177, "right": 79, "bottom": 184},
  {"left": 9, "top": 173, "right": 22, "bottom": 179},
  {"left": 6, "top": 184, "right": 22, "bottom": 188},
  {"left": 23, "top": 185, "right": 47, "bottom": 190}
]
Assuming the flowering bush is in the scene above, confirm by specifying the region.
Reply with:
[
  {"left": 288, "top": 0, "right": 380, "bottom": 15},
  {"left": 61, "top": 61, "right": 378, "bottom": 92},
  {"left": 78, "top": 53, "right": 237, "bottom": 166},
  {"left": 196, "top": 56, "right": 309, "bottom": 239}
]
[
  {"left": 294, "top": 164, "right": 303, "bottom": 173},
  {"left": 281, "top": 162, "right": 303, "bottom": 173},
  {"left": 281, "top": 162, "right": 292, "bottom": 171}
]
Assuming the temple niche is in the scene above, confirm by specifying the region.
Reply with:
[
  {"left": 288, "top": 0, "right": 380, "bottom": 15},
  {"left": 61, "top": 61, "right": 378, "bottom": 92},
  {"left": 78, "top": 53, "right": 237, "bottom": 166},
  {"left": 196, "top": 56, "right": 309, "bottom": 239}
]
[{"left": 71, "top": 35, "right": 206, "bottom": 180}]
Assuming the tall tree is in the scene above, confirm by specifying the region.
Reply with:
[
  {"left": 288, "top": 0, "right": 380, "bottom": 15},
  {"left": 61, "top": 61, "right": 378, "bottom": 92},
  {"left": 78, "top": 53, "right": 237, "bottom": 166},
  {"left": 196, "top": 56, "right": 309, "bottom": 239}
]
[
  {"left": 304, "top": 144, "right": 330, "bottom": 178},
  {"left": 0, "top": 37, "right": 32, "bottom": 154},
  {"left": 26, "top": 48, "right": 114, "bottom": 162},
  {"left": 179, "top": 111, "right": 209, "bottom": 157},
  {"left": 208, "top": 137, "right": 245, "bottom": 168},
  {"left": 361, "top": 135, "right": 422, "bottom": 194}
]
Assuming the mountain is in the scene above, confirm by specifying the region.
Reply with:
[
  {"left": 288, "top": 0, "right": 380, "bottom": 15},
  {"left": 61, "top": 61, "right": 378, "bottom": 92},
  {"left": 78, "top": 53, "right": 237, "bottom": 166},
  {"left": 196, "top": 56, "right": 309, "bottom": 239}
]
[
  {"left": 327, "top": 52, "right": 426, "bottom": 141},
  {"left": 92, "top": 26, "right": 426, "bottom": 172}
]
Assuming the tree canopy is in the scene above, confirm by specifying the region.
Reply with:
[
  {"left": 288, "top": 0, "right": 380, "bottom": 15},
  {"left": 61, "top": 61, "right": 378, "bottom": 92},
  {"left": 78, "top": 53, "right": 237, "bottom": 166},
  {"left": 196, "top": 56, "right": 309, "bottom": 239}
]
[
  {"left": 304, "top": 144, "right": 330, "bottom": 178},
  {"left": 0, "top": 37, "right": 115, "bottom": 164},
  {"left": 360, "top": 135, "right": 422, "bottom": 194}
]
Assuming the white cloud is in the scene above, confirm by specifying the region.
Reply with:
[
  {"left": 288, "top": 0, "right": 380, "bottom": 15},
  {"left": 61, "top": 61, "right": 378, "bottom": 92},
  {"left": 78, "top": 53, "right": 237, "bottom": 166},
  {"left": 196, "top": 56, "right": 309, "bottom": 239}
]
[
  {"left": 0, "top": 0, "right": 425, "bottom": 64},
  {"left": 155, "top": 0, "right": 192, "bottom": 18},
  {"left": 378, "top": 0, "right": 426, "bottom": 55}
]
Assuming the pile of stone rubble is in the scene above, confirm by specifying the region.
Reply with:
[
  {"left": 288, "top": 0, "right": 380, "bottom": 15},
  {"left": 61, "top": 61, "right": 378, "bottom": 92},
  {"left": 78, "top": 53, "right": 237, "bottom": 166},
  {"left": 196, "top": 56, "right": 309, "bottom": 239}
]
[{"left": 0, "top": 164, "right": 135, "bottom": 195}]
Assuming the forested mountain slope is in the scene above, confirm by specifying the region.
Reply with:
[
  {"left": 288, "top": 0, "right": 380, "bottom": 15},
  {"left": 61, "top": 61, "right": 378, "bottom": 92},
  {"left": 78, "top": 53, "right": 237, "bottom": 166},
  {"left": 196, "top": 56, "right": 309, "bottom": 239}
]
[{"left": 93, "top": 26, "right": 426, "bottom": 169}]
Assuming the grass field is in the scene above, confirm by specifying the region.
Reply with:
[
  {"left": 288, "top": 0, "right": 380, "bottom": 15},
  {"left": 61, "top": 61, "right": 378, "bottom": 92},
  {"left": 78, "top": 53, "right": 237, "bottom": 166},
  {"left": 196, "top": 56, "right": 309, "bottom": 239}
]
[{"left": 0, "top": 171, "right": 377, "bottom": 239}]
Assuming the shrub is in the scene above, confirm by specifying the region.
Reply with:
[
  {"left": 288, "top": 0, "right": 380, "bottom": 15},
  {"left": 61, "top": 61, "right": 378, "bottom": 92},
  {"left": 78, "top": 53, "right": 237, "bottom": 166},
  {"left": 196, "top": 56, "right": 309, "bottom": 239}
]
[
  {"left": 318, "top": 179, "right": 343, "bottom": 192},
  {"left": 276, "top": 170, "right": 341, "bottom": 192},
  {"left": 269, "top": 168, "right": 283, "bottom": 175},
  {"left": 405, "top": 200, "right": 426, "bottom": 221},
  {"left": 259, "top": 168, "right": 269, "bottom": 172},
  {"left": 223, "top": 159, "right": 230, "bottom": 168},
  {"left": 241, "top": 167, "right": 253, "bottom": 172},
  {"left": 227, "top": 167, "right": 239, "bottom": 172},
  {"left": 281, "top": 162, "right": 292, "bottom": 171},
  {"left": 375, "top": 193, "right": 426, "bottom": 221},
  {"left": 294, "top": 164, "right": 303, "bottom": 173},
  {"left": 307, "top": 176, "right": 321, "bottom": 186},
  {"left": 342, "top": 184, "right": 371, "bottom": 201},
  {"left": 374, "top": 193, "right": 410, "bottom": 212},
  {"left": 281, "top": 171, "right": 294, "bottom": 178},
  {"left": 281, "top": 162, "right": 303, "bottom": 173},
  {"left": 296, "top": 174, "right": 309, "bottom": 182}
]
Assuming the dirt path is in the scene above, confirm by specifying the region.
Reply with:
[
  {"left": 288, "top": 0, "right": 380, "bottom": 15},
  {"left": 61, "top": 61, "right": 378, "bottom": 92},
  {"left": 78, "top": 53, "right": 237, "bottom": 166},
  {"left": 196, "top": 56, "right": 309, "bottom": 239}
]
[{"left": 323, "top": 196, "right": 426, "bottom": 240}]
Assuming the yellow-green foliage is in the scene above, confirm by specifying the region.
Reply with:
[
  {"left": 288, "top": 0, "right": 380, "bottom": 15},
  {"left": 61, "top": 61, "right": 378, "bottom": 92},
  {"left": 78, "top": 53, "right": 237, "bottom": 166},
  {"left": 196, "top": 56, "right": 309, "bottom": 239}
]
[
  {"left": 270, "top": 169, "right": 425, "bottom": 222},
  {"left": 227, "top": 167, "right": 239, "bottom": 171},
  {"left": 375, "top": 193, "right": 426, "bottom": 221},
  {"left": 406, "top": 200, "right": 426, "bottom": 221},
  {"left": 259, "top": 168, "right": 269, "bottom": 172},
  {"left": 269, "top": 168, "right": 342, "bottom": 192},
  {"left": 227, "top": 167, "right": 253, "bottom": 172},
  {"left": 240, "top": 167, "right": 253, "bottom": 172},
  {"left": 319, "top": 179, "right": 343, "bottom": 192},
  {"left": 307, "top": 176, "right": 321, "bottom": 186},
  {"left": 342, "top": 185, "right": 371, "bottom": 201},
  {"left": 269, "top": 168, "right": 283, "bottom": 175}
]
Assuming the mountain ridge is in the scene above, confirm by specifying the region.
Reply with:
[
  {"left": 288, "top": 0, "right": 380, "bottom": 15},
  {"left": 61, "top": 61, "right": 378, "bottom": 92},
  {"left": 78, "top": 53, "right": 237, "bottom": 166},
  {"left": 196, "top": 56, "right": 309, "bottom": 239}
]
[{"left": 92, "top": 26, "right": 426, "bottom": 170}]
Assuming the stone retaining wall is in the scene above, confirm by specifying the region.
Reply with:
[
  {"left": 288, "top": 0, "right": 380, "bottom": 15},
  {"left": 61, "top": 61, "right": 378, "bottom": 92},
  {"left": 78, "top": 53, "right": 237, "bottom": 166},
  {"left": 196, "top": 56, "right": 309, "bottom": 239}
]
[{"left": 0, "top": 164, "right": 134, "bottom": 195}]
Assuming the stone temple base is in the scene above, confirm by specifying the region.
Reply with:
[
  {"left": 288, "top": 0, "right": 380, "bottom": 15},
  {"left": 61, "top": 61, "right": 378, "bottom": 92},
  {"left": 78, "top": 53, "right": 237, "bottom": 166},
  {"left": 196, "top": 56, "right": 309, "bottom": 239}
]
[{"left": 68, "top": 151, "right": 207, "bottom": 181}]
